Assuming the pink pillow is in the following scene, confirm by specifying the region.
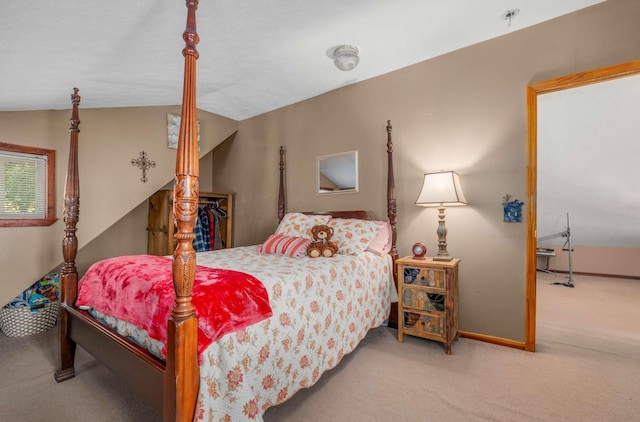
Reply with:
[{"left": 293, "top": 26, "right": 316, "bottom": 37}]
[
  {"left": 366, "top": 221, "right": 393, "bottom": 256},
  {"left": 259, "top": 234, "right": 311, "bottom": 258}
]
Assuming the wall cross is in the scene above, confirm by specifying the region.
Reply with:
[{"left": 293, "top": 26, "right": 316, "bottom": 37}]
[{"left": 131, "top": 151, "right": 156, "bottom": 183}]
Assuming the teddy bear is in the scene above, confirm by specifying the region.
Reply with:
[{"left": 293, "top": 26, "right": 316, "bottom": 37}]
[{"left": 307, "top": 224, "right": 339, "bottom": 258}]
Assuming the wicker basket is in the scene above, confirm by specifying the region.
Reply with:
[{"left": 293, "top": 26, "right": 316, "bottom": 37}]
[{"left": 0, "top": 301, "right": 59, "bottom": 337}]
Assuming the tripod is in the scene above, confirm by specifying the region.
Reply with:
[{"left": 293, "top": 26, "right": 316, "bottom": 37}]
[{"left": 537, "top": 213, "right": 574, "bottom": 288}]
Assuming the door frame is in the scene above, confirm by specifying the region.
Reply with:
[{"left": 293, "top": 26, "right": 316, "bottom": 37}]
[{"left": 525, "top": 59, "right": 640, "bottom": 352}]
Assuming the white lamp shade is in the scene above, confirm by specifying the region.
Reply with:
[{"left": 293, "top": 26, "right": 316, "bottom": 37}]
[{"left": 415, "top": 171, "right": 467, "bottom": 207}]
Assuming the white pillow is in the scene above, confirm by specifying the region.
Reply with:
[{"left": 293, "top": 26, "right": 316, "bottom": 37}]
[
  {"left": 275, "top": 213, "right": 332, "bottom": 239},
  {"left": 328, "top": 218, "right": 381, "bottom": 255}
]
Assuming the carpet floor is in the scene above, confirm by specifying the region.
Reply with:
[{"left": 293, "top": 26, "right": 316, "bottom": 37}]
[{"left": 1, "top": 273, "right": 638, "bottom": 421}]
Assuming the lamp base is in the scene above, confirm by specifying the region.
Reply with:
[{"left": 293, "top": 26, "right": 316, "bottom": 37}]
[{"left": 433, "top": 255, "right": 453, "bottom": 262}]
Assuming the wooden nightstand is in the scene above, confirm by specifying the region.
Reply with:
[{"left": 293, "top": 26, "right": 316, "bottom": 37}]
[{"left": 396, "top": 256, "right": 460, "bottom": 354}]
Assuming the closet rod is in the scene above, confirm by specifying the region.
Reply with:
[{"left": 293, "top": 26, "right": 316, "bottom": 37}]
[
  {"left": 198, "top": 199, "right": 226, "bottom": 205},
  {"left": 167, "top": 198, "right": 227, "bottom": 205}
]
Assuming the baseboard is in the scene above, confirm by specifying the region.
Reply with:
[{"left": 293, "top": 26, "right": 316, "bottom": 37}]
[
  {"left": 545, "top": 270, "right": 639, "bottom": 281},
  {"left": 459, "top": 330, "right": 527, "bottom": 351}
]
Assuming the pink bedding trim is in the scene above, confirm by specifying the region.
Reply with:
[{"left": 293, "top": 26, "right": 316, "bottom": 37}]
[
  {"left": 367, "top": 221, "right": 393, "bottom": 256},
  {"left": 76, "top": 255, "right": 272, "bottom": 361}
]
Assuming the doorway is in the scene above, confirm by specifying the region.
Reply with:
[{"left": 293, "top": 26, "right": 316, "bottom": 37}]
[{"left": 524, "top": 59, "right": 640, "bottom": 352}]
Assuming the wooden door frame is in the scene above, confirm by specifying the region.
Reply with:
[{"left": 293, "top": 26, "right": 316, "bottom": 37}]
[{"left": 525, "top": 59, "right": 640, "bottom": 352}]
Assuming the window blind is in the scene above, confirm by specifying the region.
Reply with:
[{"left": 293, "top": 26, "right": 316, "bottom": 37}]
[{"left": 0, "top": 150, "right": 48, "bottom": 219}]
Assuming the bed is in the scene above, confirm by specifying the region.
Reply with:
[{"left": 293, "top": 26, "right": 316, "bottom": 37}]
[{"left": 54, "top": 2, "right": 399, "bottom": 421}]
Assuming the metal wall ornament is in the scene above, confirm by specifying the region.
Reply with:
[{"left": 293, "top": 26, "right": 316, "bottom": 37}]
[
  {"left": 131, "top": 151, "right": 156, "bottom": 183},
  {"left": 503, "top": 194, "right": 524, "bottom": 223}
]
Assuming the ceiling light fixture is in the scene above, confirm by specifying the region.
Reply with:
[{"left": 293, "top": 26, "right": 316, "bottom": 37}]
[
  {"left": 502, "top": 8, "right": 520, "bottom": 27},
  {"left": 327, "top": 45, "right": 360, "bottom": 71}
]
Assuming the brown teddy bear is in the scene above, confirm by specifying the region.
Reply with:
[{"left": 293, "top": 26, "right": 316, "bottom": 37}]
[{"left": 307, "top": 224, "right": 339, "bottom": 258}]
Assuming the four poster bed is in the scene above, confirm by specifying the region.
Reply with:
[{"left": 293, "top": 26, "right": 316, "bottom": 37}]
[{"left": 55, "top": 1, "right": 399, "bottom": 421}]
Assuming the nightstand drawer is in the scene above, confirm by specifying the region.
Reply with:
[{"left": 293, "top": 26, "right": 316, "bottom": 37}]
[
  {"left": 403, "top": 266, "right": 446, "bottom": 289},
  {"left": 402, "top": 286, "right": 445, "bottom": 312},
  {"left": 403, "top": 312, "right": 445, "bottom": 337}
]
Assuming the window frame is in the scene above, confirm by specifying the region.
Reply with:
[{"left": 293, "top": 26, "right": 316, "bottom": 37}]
[{"left": 0, "top": 142, "right": 56, "bottom": 227}]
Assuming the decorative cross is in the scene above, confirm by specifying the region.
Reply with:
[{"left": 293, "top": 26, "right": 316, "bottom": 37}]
[{"left": 131, "top": 151, "right": 156, "bottom": 183}]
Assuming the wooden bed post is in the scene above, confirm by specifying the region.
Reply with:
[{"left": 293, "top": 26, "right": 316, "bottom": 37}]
[
  {"left": 164, "top": 1, "right": 200, "bottom": 420},
  {"left": 386, "top": 120, "right": 399, "bottom": 328},
  {"left": 278, "top": 146, "right": 285, "bottom": 222},
  {"left": 386, "top": 120, "right": 397, "bottom": 261},
  {"left": 54, "top": 88, "right": 82, "bottom": 383}
]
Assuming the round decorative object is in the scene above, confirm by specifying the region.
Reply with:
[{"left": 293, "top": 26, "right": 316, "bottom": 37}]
[{"left": 411, "top": 242, "right": 427, "bottom": 260}]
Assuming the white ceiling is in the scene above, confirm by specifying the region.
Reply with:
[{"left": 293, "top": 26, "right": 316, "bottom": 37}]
[{"left": 1, "top": 0, "right": 603, "bottom": 121}]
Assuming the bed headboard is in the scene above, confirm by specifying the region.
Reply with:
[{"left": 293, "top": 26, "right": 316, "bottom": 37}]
[
  {"left": 277, "top": 120, "right": 396, "bottom": 251},
  {"left": 276, "top": 121, "right": 398, "bottom": 326},
  {"left": 305, "top": 210, "right": 372, "bottom": 220}
]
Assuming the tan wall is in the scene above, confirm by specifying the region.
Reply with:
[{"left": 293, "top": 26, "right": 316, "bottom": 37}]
[
  {"left": 543, "top": 246, "right": 640, "bottom": 278},
  {"left": 0, "top": 106, "right": 237, "bottom": 306},
  {"left": 74, "top": 148, "right": 218, "bottom": 278},
  {"left": 213, "top": 0, "right": 640, "bottom": 342}
]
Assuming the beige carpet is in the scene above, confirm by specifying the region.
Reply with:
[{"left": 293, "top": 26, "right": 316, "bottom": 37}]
[{"left": 1, "top": 273, "right": 638, "bottom": 421}]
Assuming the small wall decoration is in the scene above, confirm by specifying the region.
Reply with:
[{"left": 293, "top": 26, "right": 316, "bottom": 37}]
[
  {"left": 167, "top": 113, "right": 200, "bottom": 150},
  {"left": 131, "top": 151, "right": 155, "bottom": 183},
  {"left": 503, "top": 194, "right": 524, "bottom": 223}
]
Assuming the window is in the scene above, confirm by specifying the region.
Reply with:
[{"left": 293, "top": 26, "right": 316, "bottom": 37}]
[{"left": 0, "top": 142, "right": 56, "bottom": 227}]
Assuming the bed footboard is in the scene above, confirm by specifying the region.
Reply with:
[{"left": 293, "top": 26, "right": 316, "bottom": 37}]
[
  {"left": 66, "top": 306, "right": 165, "bottom": 410},
  {"left": 56, "top": 2, "right": 203, "bottom": 421}
]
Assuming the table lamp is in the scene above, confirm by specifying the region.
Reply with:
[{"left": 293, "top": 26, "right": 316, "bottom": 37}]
[{"left": 415, "top": 171, "right": 467, "bottom": 261}]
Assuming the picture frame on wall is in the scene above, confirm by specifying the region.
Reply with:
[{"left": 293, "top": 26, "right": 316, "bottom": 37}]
[
  {"left": 167, "top": 113, "right": 200, "bottom": 150},
  {"left": 502, "top": 194, "right": 524, "bottom": 223}
]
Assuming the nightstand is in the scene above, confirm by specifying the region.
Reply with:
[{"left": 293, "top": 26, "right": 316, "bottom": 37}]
[{"left": 396, "top": 256, "right": 460, "bottom": 354}]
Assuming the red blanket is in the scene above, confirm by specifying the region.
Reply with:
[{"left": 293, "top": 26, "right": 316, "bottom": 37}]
[{"left": 76, "top": 255, "right": 272, "bottom": 360}]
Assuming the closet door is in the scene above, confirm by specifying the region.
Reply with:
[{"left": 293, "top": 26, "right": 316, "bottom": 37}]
[{"left": 147, "top": 190, "right": 173, "bottom": 256}]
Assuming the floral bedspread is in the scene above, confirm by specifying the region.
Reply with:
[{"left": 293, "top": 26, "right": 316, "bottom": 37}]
[{"left": 88, "top": 245, "right": 393, "bottom": 421}]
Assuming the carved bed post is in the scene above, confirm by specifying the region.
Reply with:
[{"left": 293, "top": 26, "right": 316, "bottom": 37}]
[
  {"left": 386, "top": 120, "right": 399, "bottom": 328},
  {"left": 386, "top": 120, "right": 397, "bottom": 260},
  {"left": 278, "top": 146, "right": 286, "bottom": 222},
  {"left": 164, "top": 1, "right": 200, "bottom": 420},
  {"left": 54, "top": 88, "right": 81, "bottom": 382}
]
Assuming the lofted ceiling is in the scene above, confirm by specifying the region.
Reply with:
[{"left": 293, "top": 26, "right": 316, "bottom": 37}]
[
  {"left": 1, "top": 0, "right": 603, "bottom": 121},
  {"left": 537, "top": 73, "right": 640, "bottom": 248}
]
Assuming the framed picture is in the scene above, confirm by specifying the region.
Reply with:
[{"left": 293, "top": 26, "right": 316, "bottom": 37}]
[
  {"left": 502, "top": 194, "right": 524, "bottom": 223},
  {"left": 167, "top": 113, "right": 200, "bottom": 150}
]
